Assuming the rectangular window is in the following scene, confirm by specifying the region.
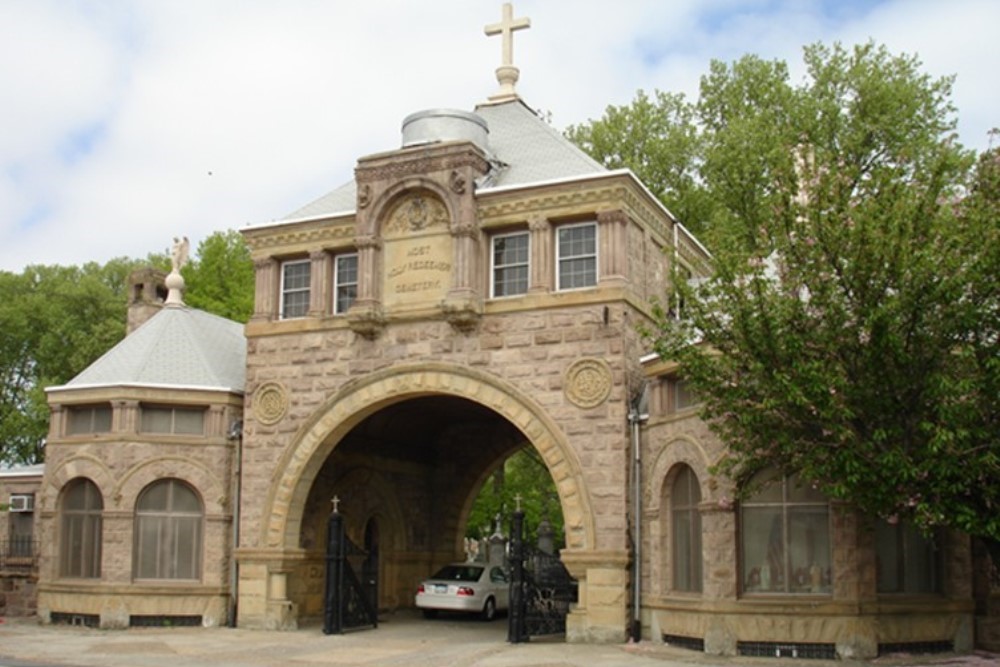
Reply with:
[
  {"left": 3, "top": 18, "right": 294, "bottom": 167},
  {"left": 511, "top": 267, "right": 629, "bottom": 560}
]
[
  {"left": 66, "top": 405, "right": 112, "bottom": 435},
  {"left": 140, "top": 406, "right": 206, "bottom": 436},
  {"left": 673, "top": 379, "right": 701, "bottom": 412},
  {"left": 280, "top": 259, "right": 311, "bottom": 319},
  {"left": 556, "top": 222, "right": 597, "bottom": 290},
  {"left": 334, "top": 253, "right": 359, "bottom": 314},
  {"left": 876, "top": 520, "right": 942, "bottom": 594},
  {"left": 491, "top": 232, "right": 529, "bottom": 297}
]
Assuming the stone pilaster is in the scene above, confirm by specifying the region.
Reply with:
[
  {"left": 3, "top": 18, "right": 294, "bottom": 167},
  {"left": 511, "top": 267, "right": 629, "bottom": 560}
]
[
  {"left": 252, "top": 258, "right": 277, "bottom": 322},
  {"left": 597, "top": 209, "right": 628, "bottom": 287},
  {"left": 561, "top": 549, "right": 631, "bottom": 643},
  {"left": 307, "top": 250, "right": 330, "bottom": 318},
  {"left": 528, "top": 215, "right": 552, "bottom": 293}
]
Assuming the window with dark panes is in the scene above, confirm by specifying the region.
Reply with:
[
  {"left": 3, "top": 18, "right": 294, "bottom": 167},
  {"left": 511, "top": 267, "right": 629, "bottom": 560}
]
[
  {"left": 60, "top": 479, "right": 103, "bottom": 578},
  {"left": 876, "top": 519, "right": 942, "bottom": 594},
  {"left": 671, "top": 465, "right": 703, "bottom": 592},
  {"left": 66, "top": 404, "right": 112, "bottom": 435},
  {"left": 556, "top": 222, "right": 597, "bottom": 290},
  {"left": 491, "top": 231, "right": 529, "bottom": 297},
  {"left": 134, "top": 479, "right": 202, "bottom": 580},
  {"left": 280, "top": 259, "right": 311, "bottom": 319},
  {"left": 140, "top": 406, "right": 205, "bottom": 435},
  {"left": 334, "top": 253, "right": 358, "bottom": 314}
]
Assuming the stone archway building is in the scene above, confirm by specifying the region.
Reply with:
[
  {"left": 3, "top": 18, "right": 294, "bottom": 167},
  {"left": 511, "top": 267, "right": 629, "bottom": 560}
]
[{"left": 31, "top": 5, "right": 998, "bottom": 656}]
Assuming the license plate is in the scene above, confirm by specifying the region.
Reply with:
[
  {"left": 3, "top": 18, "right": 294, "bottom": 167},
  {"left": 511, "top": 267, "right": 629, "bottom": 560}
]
[{"left": 434, "top": 585, "right": 448, "bottom": 594}]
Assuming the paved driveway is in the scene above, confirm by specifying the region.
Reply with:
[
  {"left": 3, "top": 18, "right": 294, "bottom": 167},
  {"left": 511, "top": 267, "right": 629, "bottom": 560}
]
[{"left": 1, "top": 613, "right": 997, "bottom": 667}]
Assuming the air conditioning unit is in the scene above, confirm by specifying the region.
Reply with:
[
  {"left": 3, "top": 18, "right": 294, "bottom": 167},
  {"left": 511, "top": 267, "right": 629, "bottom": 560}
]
[{"left": 9, "top": 494, "right": 34, "bottom": 512}]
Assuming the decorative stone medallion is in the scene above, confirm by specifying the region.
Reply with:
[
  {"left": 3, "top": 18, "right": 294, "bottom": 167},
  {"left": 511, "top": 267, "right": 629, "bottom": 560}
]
[
  {"left": 565, "top": 358, "right": 613, "bottom": 408},
  {"left": 253, "top": 382, "right": 289, "bottom": 425}
]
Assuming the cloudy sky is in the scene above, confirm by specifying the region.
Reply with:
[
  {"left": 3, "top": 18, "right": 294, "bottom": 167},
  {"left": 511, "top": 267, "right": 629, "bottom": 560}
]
[{"left": 1, "top": 0, "right": 997, "bottom": 272}]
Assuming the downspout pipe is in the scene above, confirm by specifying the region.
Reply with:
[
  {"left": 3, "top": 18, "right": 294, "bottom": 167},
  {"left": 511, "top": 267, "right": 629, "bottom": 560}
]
[
  {"left": 227, "top": 419, "right": 243, "bottom": 628},
  {"left": 628, "top": 387, "right": 649, "bottom": 641}
]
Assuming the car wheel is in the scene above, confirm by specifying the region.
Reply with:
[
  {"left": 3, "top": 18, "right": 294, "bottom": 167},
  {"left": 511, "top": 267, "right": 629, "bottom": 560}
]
[
  {"left": 481, "top": 597, "right": 496, "bottom": 622},
  {"left": 422, "top": 609, "right": 438, "bottom": 619}
]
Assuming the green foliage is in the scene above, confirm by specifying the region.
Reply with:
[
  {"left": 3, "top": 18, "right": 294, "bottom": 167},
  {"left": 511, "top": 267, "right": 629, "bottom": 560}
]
[
  {"left": 181, "top": 230, "right": 254, "bottom": 323},
  {"left": 0, "top": 259, "right": 146, "bottom": 464},
  {"left": 466, "top": 448, "right": 564, "bottom": 548},
  {"left": 566, "top": 90, "right": 715, "bottom": 236},
  {"left": 650, "top": 43, "right": 999, "bottom": 545}
]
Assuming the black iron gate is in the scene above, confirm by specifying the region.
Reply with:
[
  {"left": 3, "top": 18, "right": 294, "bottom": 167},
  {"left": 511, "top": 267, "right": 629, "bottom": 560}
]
[
  {"left": 508, "top": 508, "right": 578, "bottom": 643},
  {"left": 323, "top": 505, "right": 378, "bottom": 634}
]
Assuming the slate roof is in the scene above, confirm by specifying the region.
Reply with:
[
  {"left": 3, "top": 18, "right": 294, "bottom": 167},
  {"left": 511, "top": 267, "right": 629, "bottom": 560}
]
[
  {"left": 279, "top": 99, "right": 606, "bottom": 223},
  {"left": 49, "top": 306, "right": 246, "bottom": 394}
]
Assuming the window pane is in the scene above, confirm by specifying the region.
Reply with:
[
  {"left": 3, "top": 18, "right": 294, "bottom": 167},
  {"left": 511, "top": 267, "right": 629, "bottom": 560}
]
[
  {"left": 92, "top": 406, "right": 112, "bottom": 432},
  {"left": 335, "top": 254, "right": 358, "bottom": 314},
  {"left": 281, "top": 260, "right": 311, "bottom": 319},
  {"left": 788, "top": 506, "right": 831, "bottom": 593},
  {"left": 172, "top": 409, "right": 205, "bottom": 435},
  {"left": 742, "top": 507, "right": 784, "bottom": 592},
  {"left": 557, "top": 224, "right": 596, "bottom": 290},
  {"left": 60, "top": 479, "right": 103, "bottom": 578},
  {"left": 67, "top": 405, "right": 112, "bottom": 435},
  {"left": 135, "top": 480, "right": 202, "bottom": 580},
  {"left": 876, "top": 520, "right": 941, "bottom": 594},
  {"left": 492, "top": 233, "right": 529, "bottom": 298},
  {"left": 141, "top": 407, "right": 173, "bottom": 433}
]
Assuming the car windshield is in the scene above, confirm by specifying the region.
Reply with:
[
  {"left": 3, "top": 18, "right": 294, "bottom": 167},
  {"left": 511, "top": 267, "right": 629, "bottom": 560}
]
[{"left": 430, "top": 565, "right": 484, "bottom": 582}]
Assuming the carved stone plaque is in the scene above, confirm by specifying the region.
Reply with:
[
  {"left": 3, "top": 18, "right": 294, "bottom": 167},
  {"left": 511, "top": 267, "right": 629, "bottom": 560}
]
[
  {"left": 382, "top": 193, "right": 452, "bottom": 310},
  {"left": 253, "top": 382, "right": 289, "bottom": 425},
  {"left": 565, "top": 358, "right": 613, "bottom": 408}
]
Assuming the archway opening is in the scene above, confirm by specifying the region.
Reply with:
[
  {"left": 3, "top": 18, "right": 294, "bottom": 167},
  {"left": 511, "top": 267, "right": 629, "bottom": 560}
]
[{"left": 291, "top": 394, "right": 569, "bottom": 622}]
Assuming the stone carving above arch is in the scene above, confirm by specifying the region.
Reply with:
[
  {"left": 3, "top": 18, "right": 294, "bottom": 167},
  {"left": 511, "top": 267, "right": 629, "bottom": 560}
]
[
  {"left": 262, "top": 363, "right": 596, "bottom": 553},
  {"left": 113, "top": 456, "right": 227, "bottom": 515},
  {"left": 382, "top": 192, "right": 449, "bottom": 238},
  {"left": 564, "top": 358, "right": 613, "bottom": 409},
  {"left": 42, "top": 455, "right": 115, "bottom": 512}
]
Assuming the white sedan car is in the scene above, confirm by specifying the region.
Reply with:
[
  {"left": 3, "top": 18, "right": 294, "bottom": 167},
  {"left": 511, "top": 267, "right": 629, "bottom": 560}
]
[{"left": 415, "top": 563, "right": 509, "bottom": 621}]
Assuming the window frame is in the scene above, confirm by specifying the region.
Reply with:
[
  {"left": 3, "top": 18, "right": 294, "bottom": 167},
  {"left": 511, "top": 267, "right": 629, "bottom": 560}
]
[
  {"left": 333, "top": 252, "right": 359, "bottom": 315},
  {"left": 59, "top": 478, "right": 103, "bottom": 579},
  {"left": 490, "top": 230, "right": 530, "bottom": 298},
  {"left": 279, "top": 258, "right": 311, "bottom": 320},
  {"left": 66, "top": 404, "right": 113, "bottom": 436},
  {"left": 739, "top": 472, "right": 832, "bottom": 596},
  {"left": 133, "top": 479, "right": 204, "bottom": 582},
  {"left": 875, "top": 519, "right": 943, "bottom": 595},
  {"left": 555, "top": 221, "right": 598, "bottom": 291},
  {"left": 670, "top": 465, "right": 703, "bottom": 593},
  {"left": 139, "top": 405, "right": 206, "bottom": 436}
]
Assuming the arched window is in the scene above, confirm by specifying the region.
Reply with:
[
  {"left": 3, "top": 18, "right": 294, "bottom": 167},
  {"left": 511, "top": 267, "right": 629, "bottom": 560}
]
[
  {"left": 134, "top": 479, "right": 203, "bottom": 580},
  {"left": 740, "top": 470, "right": 831, "bottom": 595},
  {"left": 671, "top": 465, "right": 703, "bottom": 592},
  {"left": 60, "top": 478, "right": 103, "bottom": 578}
]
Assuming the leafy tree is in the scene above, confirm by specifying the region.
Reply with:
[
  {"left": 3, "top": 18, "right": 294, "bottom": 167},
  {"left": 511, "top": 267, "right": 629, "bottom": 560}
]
[
  {"left": 566, "top": 90, "right": 715, "bottom": 236},
  {"left": 466, "top": 448, "right": 565, "bottom": 549},
  {"left": 181, "top": 230, "right": 254, "bottom": 323},
  {"left": 0, "top": 260, "right": 144, "bottom": 464},
  {"left": 648, "top": 44, "right": 999, "bottom": 561}
]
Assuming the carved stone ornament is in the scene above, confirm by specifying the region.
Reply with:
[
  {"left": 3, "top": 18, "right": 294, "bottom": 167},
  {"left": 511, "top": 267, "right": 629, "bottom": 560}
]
[
  {"left": 347, "top": 306, "right": 387, "bottom": 340},
  {"left": 383, "top": 193, "right": 449, "bottom": 237},
  {"left": 253, "top": 382, "right": 289, "bottom": 425},
  {"left": 565, "top": 358, "right": 613, "bottom": 409},
  {"left": 449, "top": 170, "right": 466, "bottom": 194},
  {"left": 358, "top": 184, "right": 372, "bottom": 209},
  {"left": 442, "top": 300, "right": 482, "bottom": 333}
]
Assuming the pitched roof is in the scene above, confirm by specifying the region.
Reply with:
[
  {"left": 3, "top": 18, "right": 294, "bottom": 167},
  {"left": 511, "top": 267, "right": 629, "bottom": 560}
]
[
  {"left": 49, "top": 306, "right": 246, "bottom": 394},
  {"left": 279, "top": 99, "right": 606, "bottom": 223}
]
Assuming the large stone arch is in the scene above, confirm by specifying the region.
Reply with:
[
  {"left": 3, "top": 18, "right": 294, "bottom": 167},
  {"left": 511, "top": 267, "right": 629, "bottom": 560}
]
[{"left": 262, "top": 362, "right": 596, "bottom": 552}]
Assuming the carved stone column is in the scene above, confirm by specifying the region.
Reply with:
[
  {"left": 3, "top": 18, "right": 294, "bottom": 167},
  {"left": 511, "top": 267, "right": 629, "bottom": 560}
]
[
  {"left": 597, "top": 209, "right": 629, "bottom": 287},
  {"left": 116, "top": 400, "right": 140, "bottom": 434},
  {"left": 252, "top": 258, "right": 277, "bottom": 322},
  {"left": 528, "top": 215, "right": 552, "bottom": 293},
  {"left": 307, "top": 250, "right": 331, "bottom": 318},
  {"left": 347, "top": 235, "right": 386, "bottom": 339}
]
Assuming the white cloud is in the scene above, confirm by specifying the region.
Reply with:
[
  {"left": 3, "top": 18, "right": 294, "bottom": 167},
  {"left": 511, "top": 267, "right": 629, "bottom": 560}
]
[{"left": 1, "top": 0, "right": 997, "bottom": 272}]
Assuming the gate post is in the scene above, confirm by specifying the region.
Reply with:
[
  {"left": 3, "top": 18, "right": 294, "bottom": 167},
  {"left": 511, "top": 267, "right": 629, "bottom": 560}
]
[
  {"left": 323, "top": 499, "right": 345, "bottom": 634},
  {"left": 508, "top": 507, "right": 528, "bottom": 643}
]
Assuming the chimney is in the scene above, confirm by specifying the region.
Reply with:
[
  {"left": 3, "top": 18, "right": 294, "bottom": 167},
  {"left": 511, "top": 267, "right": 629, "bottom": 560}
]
[{"left": 127, "top": 268, "right": 168, "bottom": 334}]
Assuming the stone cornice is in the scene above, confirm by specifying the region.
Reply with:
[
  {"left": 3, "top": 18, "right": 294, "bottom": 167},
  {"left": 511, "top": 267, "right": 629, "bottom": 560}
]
[
  {"left": 243, "top": 217, "right": 356, "bottom": 256},
  {"left": 356, "top": 142, "right": 489, "bottom": 185}
]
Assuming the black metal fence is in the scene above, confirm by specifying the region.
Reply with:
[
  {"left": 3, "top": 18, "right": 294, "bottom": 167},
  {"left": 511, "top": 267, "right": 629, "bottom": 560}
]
[{"left": 0, "top": 538, "right": 39, "bottom": 573}]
